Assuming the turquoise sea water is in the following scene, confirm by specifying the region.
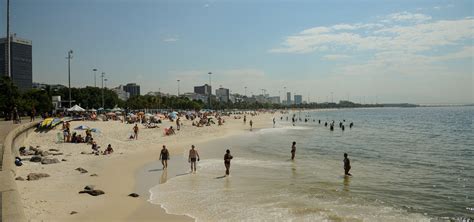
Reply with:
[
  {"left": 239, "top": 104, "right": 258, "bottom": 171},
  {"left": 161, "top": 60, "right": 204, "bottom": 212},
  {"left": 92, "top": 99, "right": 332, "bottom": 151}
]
[{"left": 149, "top": 107, "right": 473, "bottom": 221}]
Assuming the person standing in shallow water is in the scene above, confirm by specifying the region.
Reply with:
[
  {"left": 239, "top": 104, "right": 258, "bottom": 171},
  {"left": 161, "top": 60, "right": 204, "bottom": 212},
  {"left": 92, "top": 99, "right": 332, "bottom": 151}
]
[
  {"left": 344, "top": 153, "right": 352, "bottom": 176},
  {"left": 224, "top": 149, "right": 233, "bottom": 176},
  {"left": 188, "top": 145, "right": 200, "bottom": 173},
  {"left": 249, "top": 120, "right": 253, "bottom": 131},
  {"left": 159, "top": 145, "right": 170, "bottom": 169},
  {"left": 291, "top": 141, "right": 296, "bottom": 160}
]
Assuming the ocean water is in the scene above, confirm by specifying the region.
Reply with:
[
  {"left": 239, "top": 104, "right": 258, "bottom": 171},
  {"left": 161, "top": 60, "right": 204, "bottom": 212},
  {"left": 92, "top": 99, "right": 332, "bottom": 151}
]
[{"left": 149, "top": 107, "right": 474, "bottom": 221}]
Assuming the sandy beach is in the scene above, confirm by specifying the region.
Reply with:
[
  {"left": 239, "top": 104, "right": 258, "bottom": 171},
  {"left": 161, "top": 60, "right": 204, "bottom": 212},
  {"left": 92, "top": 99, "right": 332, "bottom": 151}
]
[{"left": 15, "top": 112, "right": 275, "bottom": 221}]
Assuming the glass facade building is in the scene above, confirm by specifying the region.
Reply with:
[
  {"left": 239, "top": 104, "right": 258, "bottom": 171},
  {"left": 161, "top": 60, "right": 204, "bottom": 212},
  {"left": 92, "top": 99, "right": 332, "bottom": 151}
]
[{"left": 0, "top": 36, "right": 32, "bottom": 91}]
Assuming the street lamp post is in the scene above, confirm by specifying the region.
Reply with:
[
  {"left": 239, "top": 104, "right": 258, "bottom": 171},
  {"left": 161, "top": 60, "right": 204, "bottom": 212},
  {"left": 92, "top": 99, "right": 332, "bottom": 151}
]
[
  {"left": 177, "top": 79, "right": 180, "bottom": 96},
  {"left": 6, "top": 0, "right": 11, "bottom": 77},
  {"left": 244, "top": 86, "right": 247, "bottom": 97},
  {"left": 208, "top": 72, "right": 212, "bottom": 109},
  {"left": 101, "top": 72, "right": 105, "bottom": 108},
  {"left": 158, "top": 88, "right": 161, "bottom": 110},
  {"left": 67, "top": 50, "right": 73, "bottom": 108},
  {"left": 93, "top": 68, "right": 98, "bottom": 87}
]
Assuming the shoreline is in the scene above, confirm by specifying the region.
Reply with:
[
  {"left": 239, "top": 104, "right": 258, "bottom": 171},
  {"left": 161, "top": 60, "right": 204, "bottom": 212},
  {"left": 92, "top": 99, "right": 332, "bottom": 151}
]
[{"left": 15, "top": 112, "right": 275, "bottom": 221}]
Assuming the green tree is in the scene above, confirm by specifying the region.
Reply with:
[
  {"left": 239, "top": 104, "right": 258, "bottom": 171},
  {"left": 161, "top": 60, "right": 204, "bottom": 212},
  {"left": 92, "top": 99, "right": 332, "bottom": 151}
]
[{"left": 0, "top": 76, "right": 20, "bottom": 120}]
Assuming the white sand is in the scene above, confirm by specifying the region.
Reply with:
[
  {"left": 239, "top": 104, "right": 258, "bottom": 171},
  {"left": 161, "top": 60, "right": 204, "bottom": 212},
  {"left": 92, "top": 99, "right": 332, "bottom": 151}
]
[{"left": 15, "top": 112, "right": 275, "bottom": 221}]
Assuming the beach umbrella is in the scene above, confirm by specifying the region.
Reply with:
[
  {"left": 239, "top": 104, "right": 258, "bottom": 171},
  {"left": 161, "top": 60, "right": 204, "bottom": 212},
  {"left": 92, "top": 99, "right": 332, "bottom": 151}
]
[
  {"left": 68, "top": 105, "right": 86, "bottom": 112},
  {"left": 88, "top": 108, "right": 97, "bottom": 112},
  {"left": 106, "top": 112, "right": 116, "bottom": 116},
  {"left": 74, "top": 125, "right": 90, "bottom": 130}
]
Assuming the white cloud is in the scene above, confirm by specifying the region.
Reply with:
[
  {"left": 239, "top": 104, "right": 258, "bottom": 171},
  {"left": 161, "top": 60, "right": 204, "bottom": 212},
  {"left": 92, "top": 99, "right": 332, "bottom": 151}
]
[
  {"left": 163, "top": 37, "right": 178, "bottom": 42},
  {"left": 270, "top": 14, "right": 473, "bottom": 55},
  {"left": 323, "top": 54, "right": 352, "bottom": 60},
  {"left": 386, "top": 11, "right": 432, "bottom": 23}
]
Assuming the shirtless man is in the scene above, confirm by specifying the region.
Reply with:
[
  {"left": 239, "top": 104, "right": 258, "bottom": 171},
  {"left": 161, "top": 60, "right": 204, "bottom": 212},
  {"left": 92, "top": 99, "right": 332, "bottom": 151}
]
[
  {"left": 188, "top": 145, "right": 200, "bottom": 172},
  {"left": 160, "top": 145, "right": 170, "bottom": 169},
  {"left": 344, "top": 153, "right": 352, "bottom": 176},
  {"left": 133, "top": 124, "right": 139, "bottom": 140},
  {"left": 291, "top": 141, "right": 296, "bottom": 160},
  {"left": 224, "top": 149, "right": 233, "bottom": 176}
]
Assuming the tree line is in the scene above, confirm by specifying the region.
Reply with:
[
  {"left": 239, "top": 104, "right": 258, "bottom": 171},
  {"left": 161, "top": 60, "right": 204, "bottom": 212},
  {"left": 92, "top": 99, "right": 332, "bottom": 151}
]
[{"left": 1, "top": 76, "right": 384, "bottom": 119}]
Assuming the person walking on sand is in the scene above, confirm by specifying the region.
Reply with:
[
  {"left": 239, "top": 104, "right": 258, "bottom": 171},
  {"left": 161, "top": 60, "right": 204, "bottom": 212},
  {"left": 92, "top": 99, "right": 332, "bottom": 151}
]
[
  {"left": 249, "top": 120, "right": 253, "bottom": 131},
  {"left": 243, "top": 115, "right": 247, "bottom": 124},
  {"left": 291, "top": 141, "right": 296, "bottom": 160},
  {"left": 273, "top": 117, "right": 276, "bottom": 128},
  {"left": 344, "top": 153, "right": 352, "bottom": 176},
  {"left": 224, "top": 149, "right": 233, "bottom": 176},
  {"left": 160, "top": 145, "right": 170, "bottom": 169},
  {"left": 133, "top": 124, "right": 139, "bottom": 139},
  {"left": 188, "top": 145, "right": 200, "bottom": 173},
  {"left": 176, "top": 117, "right": 181, "bottom": 131}
]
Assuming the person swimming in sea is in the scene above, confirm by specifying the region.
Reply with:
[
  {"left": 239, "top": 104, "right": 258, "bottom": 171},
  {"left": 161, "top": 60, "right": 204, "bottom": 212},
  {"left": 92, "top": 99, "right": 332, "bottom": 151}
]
[
  {"left": 291, "top": 141, "right": 296, "bottom": 160},
  {"left": 224, "top": 149, "right": 233, "bottom": 176},
  {"left": 344, "top": 153, "right": 352, "bottom": 176},
  {"left": 188, "top": 145, "right": 200, "bottom": 173}
]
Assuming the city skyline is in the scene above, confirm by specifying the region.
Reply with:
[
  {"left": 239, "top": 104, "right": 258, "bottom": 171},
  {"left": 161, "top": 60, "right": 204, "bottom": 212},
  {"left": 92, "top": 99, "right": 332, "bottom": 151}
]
[{"left": 1, "top": 0, "right": 473, "bottom": 104}]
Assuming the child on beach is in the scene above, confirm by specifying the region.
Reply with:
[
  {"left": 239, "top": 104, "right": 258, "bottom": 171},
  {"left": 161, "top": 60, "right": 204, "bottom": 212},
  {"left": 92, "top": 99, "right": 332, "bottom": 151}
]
[{"left": 103, "top": 144, "right": 114, "bottom": 155}]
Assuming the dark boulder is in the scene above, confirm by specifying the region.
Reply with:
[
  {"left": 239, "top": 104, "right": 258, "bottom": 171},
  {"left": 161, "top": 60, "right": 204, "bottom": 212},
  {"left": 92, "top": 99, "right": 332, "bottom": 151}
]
[
  {"left": 75, "top": 167, "right": 88, "bottom": 173},
  {"left": 27, "top": 173, "right": 50, "bottom": 181},
  {"left": 41, "top": 158, "right": 60, "bottom": 164},
  {"left": 128, "top": 193, "right": 139, "bottom": 198},
  {"left": 30, "top": 156, "right": 42, "bottom": 162},
  {"left": 79, "top": 189, "right": 105, "bottom": 196}
]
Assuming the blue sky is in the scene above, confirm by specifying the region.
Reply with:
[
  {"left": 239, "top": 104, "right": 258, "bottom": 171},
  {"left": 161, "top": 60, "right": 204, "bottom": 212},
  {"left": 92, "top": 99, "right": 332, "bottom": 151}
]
[{"left": 1, "top": 0, "right": 473, "bottom": 104}]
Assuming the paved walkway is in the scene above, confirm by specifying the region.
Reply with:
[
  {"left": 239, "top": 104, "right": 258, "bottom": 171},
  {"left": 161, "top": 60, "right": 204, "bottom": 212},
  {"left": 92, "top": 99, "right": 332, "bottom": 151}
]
[{"left": 0, "top": 120, "right": 20, "bottom": 222}]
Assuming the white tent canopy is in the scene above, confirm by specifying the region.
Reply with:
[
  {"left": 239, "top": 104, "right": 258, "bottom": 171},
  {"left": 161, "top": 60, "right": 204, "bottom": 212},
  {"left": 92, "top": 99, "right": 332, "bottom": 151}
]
[{"left": 67, "top": 105, "right": 86, "bottom": 112}]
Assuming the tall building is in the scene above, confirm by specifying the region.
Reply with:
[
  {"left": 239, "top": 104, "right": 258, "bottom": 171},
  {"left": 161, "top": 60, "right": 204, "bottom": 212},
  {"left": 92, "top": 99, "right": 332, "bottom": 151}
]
[
  {"left": 286, "top": 92, "right": 291, "bottom": 105},
  {"left": 269, "top": 96, "right": 280, "bottom": 104},
  {"left": 216, "top": 87, "right": 230, "bottom": 102},
  {"left": 294, "top": 95, "right": 303, "bottom": 105},
  {"left": 123, "top": 83, "right": 140, "bottom": 97},
  {"left": 0, "top": 35, "right": 32, "bottom": 91},
  {"left": 112, "top": 85, "right": 130, "bottom": 101},
  {"left": 194, "top": 84, "right": 212, "bottom": 95}
]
